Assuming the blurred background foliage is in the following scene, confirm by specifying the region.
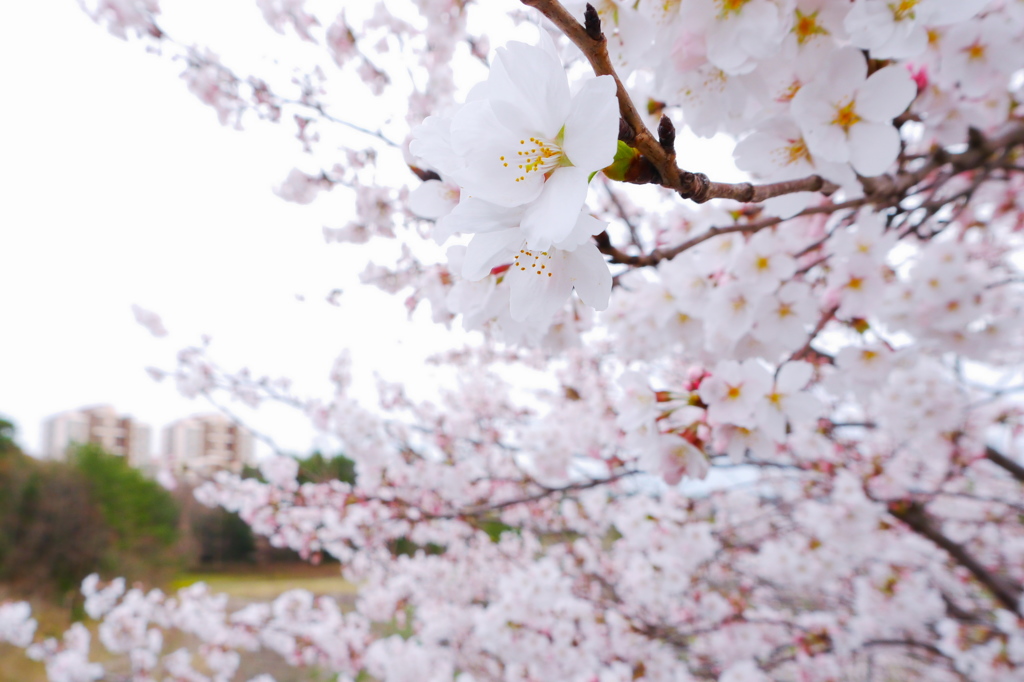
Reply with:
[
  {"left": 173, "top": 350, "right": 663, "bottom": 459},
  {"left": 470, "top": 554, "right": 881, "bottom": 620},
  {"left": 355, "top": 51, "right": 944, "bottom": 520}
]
[{"left": 0, "top": 415, "right": 356, "bottom": 601}]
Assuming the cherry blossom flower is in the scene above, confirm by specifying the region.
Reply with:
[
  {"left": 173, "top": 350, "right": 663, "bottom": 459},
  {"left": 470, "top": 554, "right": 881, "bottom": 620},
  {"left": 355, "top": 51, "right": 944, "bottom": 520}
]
[
  {"left": 682, "top": 0, "right": 787, "bottom": 75},
  {"left": 939, "top": 14, "right": 1024, "bottom": 98},
  {"left": 791, "top": 47, "right": 917, "bottom": 176},
  {"left": 274, "top": 169, "right": 333, "bottom": 204},
  {"left": 326, "top": 12, "right": 358, "bottom": 67},
  {"left": 845, "top": 0, "right": 990, "bottom": 59},
  {"left": 456, "top": 212, "right": 611, "bottom": 325},
  {"left": 731, "top": 231, "right": 797, "bottom": 289},
  {"left": 699, "top": 359, "right": 773, "bottom": 428},
  {"left": 755, "top": 361, "right": 822, "bottom": 441},
  {"left": 752, "top": 281, "right": 818, "bottom": 350},
  {"left": 734, "top": 115, "right": 859, "bottom": 216},
  {"left": 656, "top": 433, "right": 710, "bottom": 484},
  {"left": 0, "top": 602, "right": 36, "bottom": 648},
  {"left": 413, "top": 39, "right": 619, "bottom": 250},
  {"left": 131, "top": 304, "right": 168, "bottom": 337},
  {"left": 79, "top": 0, "right": 161, "bottom": 40},
  {"left": 407, "top": 179, "right": 459, "bottom": 223}
]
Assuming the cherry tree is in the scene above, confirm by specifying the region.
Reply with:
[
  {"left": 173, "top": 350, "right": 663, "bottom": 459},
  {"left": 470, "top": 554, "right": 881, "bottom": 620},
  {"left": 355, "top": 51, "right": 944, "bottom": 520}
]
[{"left": 5, "top": 0, "right": 1024, "bottom": 680}]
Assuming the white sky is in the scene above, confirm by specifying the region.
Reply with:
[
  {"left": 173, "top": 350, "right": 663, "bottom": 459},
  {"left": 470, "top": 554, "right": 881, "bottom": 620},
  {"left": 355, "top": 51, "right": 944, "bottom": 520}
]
[
  {"left": 0, "top": 1, "right": 740, "bottom": 460},
  {"left": 0, "top": 1, "right": 462, "bottom": 458}
]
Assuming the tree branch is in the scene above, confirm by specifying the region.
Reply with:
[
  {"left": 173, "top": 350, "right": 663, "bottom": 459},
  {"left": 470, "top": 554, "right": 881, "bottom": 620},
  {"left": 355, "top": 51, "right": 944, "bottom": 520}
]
[
  {"left": 984, "top": 446, "right": 1024, "bottom": 484},
  {"left": 520, "top": 0, "right": 839, "bottom": 204},
  {"left": 889, "top": 500, "right": 1022, "bottom": 612}
]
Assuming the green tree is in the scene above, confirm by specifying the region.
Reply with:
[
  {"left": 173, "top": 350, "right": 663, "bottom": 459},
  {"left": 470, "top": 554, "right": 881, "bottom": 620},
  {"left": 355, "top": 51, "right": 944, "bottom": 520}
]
[
  {"left": 297, "top": 451, "right": 357, "bottom": 485},
  {"left": 71, "top": 443, "right": 180, "bottom": 577},
  {"left": 0, "top": 417, "right": 16, "bottom": 452},
  {"left": 0, "top": 421, "right": 110, "bottom": 595}
]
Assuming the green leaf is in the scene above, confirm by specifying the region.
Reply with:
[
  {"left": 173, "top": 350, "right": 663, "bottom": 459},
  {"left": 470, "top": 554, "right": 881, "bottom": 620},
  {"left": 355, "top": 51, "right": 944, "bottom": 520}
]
[{"left": 602, "top": 140, "right": 640, "bottom": 182}]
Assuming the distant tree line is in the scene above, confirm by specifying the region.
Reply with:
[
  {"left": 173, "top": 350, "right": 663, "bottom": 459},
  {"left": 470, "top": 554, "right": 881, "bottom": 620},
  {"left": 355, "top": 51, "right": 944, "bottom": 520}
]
[{"left": 0, "top": 416, "right": 356, "bottom": 597}]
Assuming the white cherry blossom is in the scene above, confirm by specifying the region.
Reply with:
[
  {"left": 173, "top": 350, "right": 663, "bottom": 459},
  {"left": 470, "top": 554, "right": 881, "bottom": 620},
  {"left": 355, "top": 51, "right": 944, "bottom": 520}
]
[
  {"left": 791, "top": 47, "right": 917, "bottom": 176},
  {"left": 414, "top": 39, "right": 619, "bottom": 249},
  {"left": 682, "top": 0, "right": 787, "bottom": 75},
  {"left": 845, "top": 0, "right": 990, "bottom": 59},
  {"left": 699, "top": 359, "right": 773, "bottom": 428},
  {"left": 755, "top": 360, "right": 822, "bottom": 441}
]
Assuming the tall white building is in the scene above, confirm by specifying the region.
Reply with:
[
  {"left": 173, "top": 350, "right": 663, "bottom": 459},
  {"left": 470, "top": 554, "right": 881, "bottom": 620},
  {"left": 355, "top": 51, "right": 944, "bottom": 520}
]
[
  {"left": 161, "top": 413, "right": 254, "bottom": 479},
  {"left": 42, "top": 405, "right": 151, "bottom": 467}
]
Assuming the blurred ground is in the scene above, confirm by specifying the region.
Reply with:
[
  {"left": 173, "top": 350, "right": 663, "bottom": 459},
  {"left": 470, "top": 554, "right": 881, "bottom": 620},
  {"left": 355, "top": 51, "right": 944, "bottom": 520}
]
[{"left": 0, "top": 564, "right": 357, "bottom": 682}]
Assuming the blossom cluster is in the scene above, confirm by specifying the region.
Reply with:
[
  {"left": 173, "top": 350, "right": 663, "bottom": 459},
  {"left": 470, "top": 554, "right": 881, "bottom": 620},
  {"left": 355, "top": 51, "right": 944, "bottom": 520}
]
[{"left": 7, "top": 1, "right": 1023, "bottom": 681}]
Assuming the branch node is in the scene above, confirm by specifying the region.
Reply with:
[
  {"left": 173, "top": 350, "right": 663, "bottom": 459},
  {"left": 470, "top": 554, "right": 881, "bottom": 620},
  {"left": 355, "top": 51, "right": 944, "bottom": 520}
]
[{"left": 679, "top": 171, "right": 711, "bottom": 203}]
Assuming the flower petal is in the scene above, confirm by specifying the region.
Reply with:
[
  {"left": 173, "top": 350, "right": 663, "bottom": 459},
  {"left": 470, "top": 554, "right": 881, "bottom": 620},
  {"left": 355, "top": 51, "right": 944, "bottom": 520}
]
[
  {"left": 488, "top": 41, "right": 571, "bottom": 139},
  {"left": 408, "top": 180, "right": 458, "bottom": 222},
  {"left": 437, "top": 197, "right": 523, "bottom": 239},
  {"left": 555, "top": 212, "right": 607, "bottom": 251},
  {"left": 857, "top": 65, "right": 917, "bottom": 122},
  {"left": 450, "top": 102, "right": 546, "bottom": 207},
  {"left": 819, "top": 47, "right": 867, "bottom": 101},
  {"left": 565, "top": 242, "right": 612, "bottom": 311},
  {"left": 520, "top": 166, "right": 590, "bottom": 249},
  {"left": 776, "top": 361, "right": 813, "bottom": 392},
  {"left": 561, "top": 76, "right": 619, "bottom": 172},
  {"left": 849, "top": 121, "right": 900, "bottom": 176},
  {"left": 508, "top": 251, "right": 573, "bottom": 323},
  {"left": 462, "top": 228, "right": 522, "bottom": 281}
]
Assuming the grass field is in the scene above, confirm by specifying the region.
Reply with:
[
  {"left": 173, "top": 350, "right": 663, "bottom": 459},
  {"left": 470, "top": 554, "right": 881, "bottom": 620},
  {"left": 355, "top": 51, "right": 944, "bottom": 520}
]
[{"left": 0, "top": 564, "right": 359, "bottom": 682}]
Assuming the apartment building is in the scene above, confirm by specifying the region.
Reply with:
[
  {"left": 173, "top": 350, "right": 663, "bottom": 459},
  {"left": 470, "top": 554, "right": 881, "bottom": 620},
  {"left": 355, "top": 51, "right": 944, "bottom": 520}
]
[
  {"left": 42, "top": 404, "right": 151, "bottom": 467},
  {"left": 161, "top": 413, "right": 254, "bottom": 479}
]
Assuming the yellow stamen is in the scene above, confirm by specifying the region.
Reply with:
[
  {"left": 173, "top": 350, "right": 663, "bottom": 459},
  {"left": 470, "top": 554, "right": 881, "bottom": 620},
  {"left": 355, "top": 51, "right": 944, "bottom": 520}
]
[
  {"left": 888, "top": 0, "right": 919, "bottom": 22},
  {"left": 965, "top": 41, "right": 986, "bottom": 61},
  {"left": 793, "top": 9, "right": 827, "bottom": 45},
  {"left": 717, "top": 0, "right": 749, "bottom": 18},
  {"left": 832, "top": 100, "right": 862, "bottom": 133}
]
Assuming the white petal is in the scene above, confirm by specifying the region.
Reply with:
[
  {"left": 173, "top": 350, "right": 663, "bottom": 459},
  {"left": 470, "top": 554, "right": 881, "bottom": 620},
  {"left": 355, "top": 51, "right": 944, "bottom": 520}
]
[
  {"left": 438, "top": 197, "right": 523, "bottom": 238},
  {"left": 462, "top": 229, "right": 523, "bottom": 281},
  {"left": 565, "top": 243, "right": 612, "bottom": 311},
  {"left": 803, "top": 121, "right": 849, "bottom": 164},
  {"left": 408, "top": 180, "right": 457, "bottom": 222},
  {"left": 409, "top": 116, "right": 462, "bottom": 177},
  {"left": 561, "top": 76, "right": 619, "bottom": 172},
  {"left": 489, "top": 42, "right": 570, "bottom": 139},
  {"left": 508, "top": 252, "right": 573, "bottom": 323},
  {"left": 449, "top": 99, "right": 502, "bottom": 157},
  {"left": 776, "top": 361, "right": 813, "bottom": 392},
  {"left": 849, "top": 121, "right": 900, "bottom": 176},
  {"left": 449, "top": 101, "right": 546, "bottom": 207},
  {"left": 819, "top": 47, "right": 867, "bottom": 101},
  {"left": 520, "top": 166, "right": 590, "bottom": 250},
  {"left": 857, "top": 65, "right": 917, "bottom": 122},
  {"left": 555, "top": 212, "right": 607, "bottom": 251}
]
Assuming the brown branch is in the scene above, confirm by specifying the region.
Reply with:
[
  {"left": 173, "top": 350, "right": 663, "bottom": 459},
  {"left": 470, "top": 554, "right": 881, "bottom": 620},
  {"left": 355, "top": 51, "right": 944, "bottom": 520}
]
[
  {"left": 862, "top": 640, "right": 970, "bottom": 681},
  {"left": 889, "top": 500, "right": 1022, "bottom": 612},
  {"left": 595, "top": 119, "right": 1024, "bottom": 268},
  {"left": 595, "top": 197, "right": 867, "bottom": 267},
  {"left": 984, "top": 446, "right": 1024, "bottom": 484},
  {"left": 701, "top": 175, "right": 839, "bottom": 203},
  {"left": 525, "top": 0, "right": 1024, "bottom": 271},
  {"left": 521, "top": 0, "right": 841, "bottom": 204},
  {"left": 421, "top": 469, "right": 639, "bottom": 521},
  {"left": 788, "top": 306, "right": 839, "bottom": 364}
]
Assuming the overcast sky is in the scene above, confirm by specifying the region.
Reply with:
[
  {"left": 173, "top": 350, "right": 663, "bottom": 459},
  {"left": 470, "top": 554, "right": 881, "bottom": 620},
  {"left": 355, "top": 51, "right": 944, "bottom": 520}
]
[
  {"left": 0, "top": 1, "right": 742, "bottom": 461},
  {"left": 0, "top": 1, "right": 465, "bottom": 458}
]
